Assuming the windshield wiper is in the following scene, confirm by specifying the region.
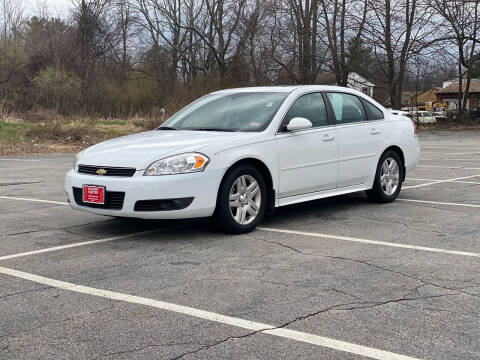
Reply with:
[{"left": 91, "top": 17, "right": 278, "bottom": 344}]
[
  {"left": 157, "top": 126, "right": 178, "bottom": 130},
  {"left": 188, "top": 128, "right": 236, "bottom": 132}
]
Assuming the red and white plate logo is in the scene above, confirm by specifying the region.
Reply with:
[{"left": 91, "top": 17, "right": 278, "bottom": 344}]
[{"left": 82, "top": 185, "right": 105, "bottom": 204}]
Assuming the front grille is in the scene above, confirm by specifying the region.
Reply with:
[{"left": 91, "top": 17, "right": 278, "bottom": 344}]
[
  {"left": 72, "top": 187, "right": 125, "bottom": 210},
  {"left": 78, "top": 165, "right": 136, "bottom": 177},
  {"left": 134, "top": 197, "right": 194, "bottom": 212}
]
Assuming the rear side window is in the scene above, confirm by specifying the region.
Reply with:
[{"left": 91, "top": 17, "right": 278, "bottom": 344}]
[
  {"left": 326, "top": 93, "right": 367, "bottom": 124},
  {"left": 362, "top": 99, "right": 384, "bottom": 120},
  {"left": 284, "top": 93, "right": 328, "bottom": 128}
]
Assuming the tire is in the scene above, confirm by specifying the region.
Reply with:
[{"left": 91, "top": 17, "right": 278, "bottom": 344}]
[
  {"left": 215, "top": 164, "right": 267, "bottom": 234},
  {"left": 366, "top": 150, "right": 403, "bottom": 203}
]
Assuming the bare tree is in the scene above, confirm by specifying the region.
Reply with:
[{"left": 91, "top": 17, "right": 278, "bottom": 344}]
[
  {"left": 74, "top": 0, "right": 122, "bottom": 110},
  {"left": 318, "top": 0, "right": 368, "bottom": 86},
  {"left": 117, "top": 0, "right": 133, "bottom": 69},
  {"left": 432, "top": 0, "right": 480, "bottom": 121},
  {"left": 362, "top": 0, "right": 435, "bottom": 109},
  {"left": 0, "top": 0, "right": 25, "bottom": 97},
  {"left": 186, "top": 0, "right": 247, "bottom": 82},
  {"left": 270, "top": 0, "right": 325, "bottom": 84},
  {"left": 289, "top": 0, "right": 319, "bottom": 83},
  {"left": 133, "top": 0, "right": 203, "bottom": 86},
  {"left": 1, "top": 0, "right": 24, "bottom": 48}
]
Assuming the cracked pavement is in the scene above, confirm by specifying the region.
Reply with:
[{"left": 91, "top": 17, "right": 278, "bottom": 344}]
[{"left": 1, "top": 131, "right": 480, "bottom": 359}]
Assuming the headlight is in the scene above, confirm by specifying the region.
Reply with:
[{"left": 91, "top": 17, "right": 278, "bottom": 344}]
[
  {"left": 144, "top": 153, "right": 210, "bottom": 176},
  {"left": 73, "top": 150, "right": 85, "bottom": 169}
]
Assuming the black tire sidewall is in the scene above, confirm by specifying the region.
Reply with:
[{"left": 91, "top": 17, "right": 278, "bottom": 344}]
[
  {"left": 372, "top": 151, "right": 403, "bottom": 202},
  {"left": 215, "top": 165, "right": 267, "bottom": 234}
]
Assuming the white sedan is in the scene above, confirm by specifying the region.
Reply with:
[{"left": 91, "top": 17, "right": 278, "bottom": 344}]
[{"left": 65, "top": 86, "right": 420, "bottom": 233}]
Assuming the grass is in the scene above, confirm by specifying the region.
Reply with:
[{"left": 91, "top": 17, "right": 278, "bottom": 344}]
[
  {"left": 87, "top": 119, "right": 127, "bottom": 126},
  {"left": 0, "top": 118, "right": 150, "bottom": 155},
  {"left": 0, "top": 122, "right": 41, "bottom": 144},
  {"left": 0, "top": 120, "right": 133, "bottom": 144}
]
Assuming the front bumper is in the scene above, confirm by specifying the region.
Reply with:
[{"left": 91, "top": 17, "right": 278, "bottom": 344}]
[{"left": 64, "top": 168, "right": 224, "bottom": 219}]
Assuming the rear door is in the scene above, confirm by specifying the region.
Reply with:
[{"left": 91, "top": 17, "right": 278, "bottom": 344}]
[
  {"left": 325, "top": 92, "right": 385, "bottom": 188},
  {"left": 276, "top": 92, "right": 338, "bottom": 198}
]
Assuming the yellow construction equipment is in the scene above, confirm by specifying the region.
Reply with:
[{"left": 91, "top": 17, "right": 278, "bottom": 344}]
[{"left": 432, "top": 102, "right": 451, "bottom": 117}]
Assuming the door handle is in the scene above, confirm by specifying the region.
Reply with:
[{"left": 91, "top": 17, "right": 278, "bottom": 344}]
[
  {"left": 370, "top": 128, "right": 381, "bottom": 135},
  {"left": 322, "top": 134, "right": 335, "bottom": 141}
]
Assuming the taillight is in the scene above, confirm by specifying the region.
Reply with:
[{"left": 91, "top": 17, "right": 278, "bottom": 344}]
[{"left": 411, "top": 119, "right": 417, "bottom": 136}]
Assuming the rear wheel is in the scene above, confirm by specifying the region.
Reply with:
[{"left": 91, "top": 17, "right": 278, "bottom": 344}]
[
  {"left": 215, "top": 165, "right": 267, "bottom": 234},
  {"left": 366, "top": 150, "right": 403, "bottom": 203}
]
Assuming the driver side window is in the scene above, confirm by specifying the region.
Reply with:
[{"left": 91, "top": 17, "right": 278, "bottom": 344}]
[{"left": 284, "top": 93, "right": 328, "bottom": 129}]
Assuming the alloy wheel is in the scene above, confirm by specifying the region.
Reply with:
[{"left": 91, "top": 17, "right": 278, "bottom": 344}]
[
  {"left": 380, "top": 157, "right": 400, "bottom": 196},
  {"left": 229, "top": 175, "right": 262, "bottom": 225}
]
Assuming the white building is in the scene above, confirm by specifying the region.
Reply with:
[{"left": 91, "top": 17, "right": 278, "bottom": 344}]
[
  {"left": 347, "top": 72, "right": 375, "bottom": 98},
  {"left": 316, "top": 72, "right": 375, "bottom": 98}
]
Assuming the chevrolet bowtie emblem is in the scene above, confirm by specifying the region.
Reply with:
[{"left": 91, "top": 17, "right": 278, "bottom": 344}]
[{"left": 96, "top": 168, "right": 107, "bottom": 175}]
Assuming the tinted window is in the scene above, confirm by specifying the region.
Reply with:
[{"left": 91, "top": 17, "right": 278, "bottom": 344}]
[
  {"left": 284, "top": 93, "right": 328, "bottom": 129},
  {"left": 326, "top": 93, "right": 367, "bottom": 124},
  {"left": 362, "top": 99, "right": 384, "bottom": 120}
]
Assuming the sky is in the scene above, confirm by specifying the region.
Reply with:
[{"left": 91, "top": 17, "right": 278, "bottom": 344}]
[{"left": 23, "top": 0, "right": 74, "bottom": 18}]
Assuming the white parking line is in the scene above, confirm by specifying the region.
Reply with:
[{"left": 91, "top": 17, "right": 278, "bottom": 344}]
[
  {"left": 417, "top": 165, "right": 480, "bottom": 170},
  {"left": 402, "top": 174, "right": 480, "bottom": 189},
  {"left": 421, "top": 158, "right": 480, "bottom": 162},
  {"left": 257, "top": 227, "right": 480, "bottom": 257},
  {"left": 398, "top": 198, "right": 480, "bottom": 209},
  {"left": 0, "top": 158, "right": 40, "bottom": 162},
  {"left": 0, "top": 266, "right": 418, "bottom": 360},
  {"left": 444, "top": 152, "right": 480, "bottom": 156},
  {"left": 419, "top": 146, "right": 451, "bottom": 149},
  {"left": 407, "top": 178, "right": 480, "bottom": 185},
  {"left": 0, "top": 229, "right": 164, "bottom": 261},
  {"left": 0, "top": 196, "right": 68, "bottom": 205}
]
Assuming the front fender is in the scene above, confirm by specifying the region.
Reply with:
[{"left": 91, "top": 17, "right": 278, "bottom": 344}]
[{"left": 207, "top": 139, "right": 279, "bottom": 194}]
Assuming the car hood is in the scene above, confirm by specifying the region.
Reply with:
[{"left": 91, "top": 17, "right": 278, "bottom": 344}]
[{"left": 79, "top": 130, "right": 249, "bottom": 169}]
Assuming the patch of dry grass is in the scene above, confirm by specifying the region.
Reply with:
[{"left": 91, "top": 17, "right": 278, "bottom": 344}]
[{"left": 0, "top": 111, "right": 157, "bottom": 155}]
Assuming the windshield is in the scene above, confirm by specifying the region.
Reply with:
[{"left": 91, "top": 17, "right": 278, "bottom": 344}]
[{"left": 160, "top": 92, "right": 288, "bottom": 132}]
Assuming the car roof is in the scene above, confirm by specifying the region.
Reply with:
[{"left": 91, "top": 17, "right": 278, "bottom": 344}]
[
  {"left": 212, "top": 85, "right": 365, "bottom": 94},
  {"left": 211, "top": 86, "right": 298, "bottom": 94}
]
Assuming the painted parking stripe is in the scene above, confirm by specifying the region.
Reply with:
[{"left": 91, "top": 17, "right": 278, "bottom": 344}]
[
  {"left": 417, "top": 165, "right": 480, "bottom": 170},
  {"left": 0, "top": 266, "right": 418, "bottom": 360},
  {"left": 444, "top": 151, "right": 480, "bottom": 156},
  {"left": 419, "top": 146, "right": 451, "bottom": 149},
  {"left": 398, "top": 198, "right": 480, "bottom": 209},
  {"left": 403, "top": 174, "right": 480, "bottom": 189},
  {"left": 0, "top": 158, "right": 40, "bottom": 162},
  {"left": 0, "top": 229, "right": 165, "bottom": 261},
  {"left": 257, "top": 227, "right": 480, "bottom": 257},
  {"left": 0, "top": 196, "right": 68, "bottom": 205},
  {"left": 406, "top": 177, "right": 480, "bottom": 185},
  {"left": 421, "top": 158, "right": 480, "bottom": 162}
]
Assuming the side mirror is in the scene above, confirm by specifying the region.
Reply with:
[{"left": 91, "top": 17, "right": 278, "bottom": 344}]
[{"left": 286, "top": 117, "right": 313, "bottom": 131}]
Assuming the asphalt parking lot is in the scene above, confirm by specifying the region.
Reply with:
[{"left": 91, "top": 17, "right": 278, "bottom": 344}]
[{"left": 1, "top": 131, "right": 480, "bottom": 360}]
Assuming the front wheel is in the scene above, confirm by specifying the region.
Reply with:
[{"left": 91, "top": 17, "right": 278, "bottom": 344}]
[
  {"left": 366, "top": 151, "right": 403, "bottom": 203},
  {"left": 215, "top": 165, "right": 267, "bottom": 234}
]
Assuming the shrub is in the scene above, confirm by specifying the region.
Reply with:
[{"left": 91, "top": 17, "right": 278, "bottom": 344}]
[
  {"left": 105, "top": 76, "right": 160, "bottom": 116},
  {"left": 23, "top": 108, "right": 64, "bottom": 123},
  {"left": 24, "top": 121, "right": 96, "bottom": 143},
  {"left": 129, "top": 114, "right": 163, "bottom": 130},
  {"left": 33, "top": 67, "right": 82, "bottom": 115}
]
